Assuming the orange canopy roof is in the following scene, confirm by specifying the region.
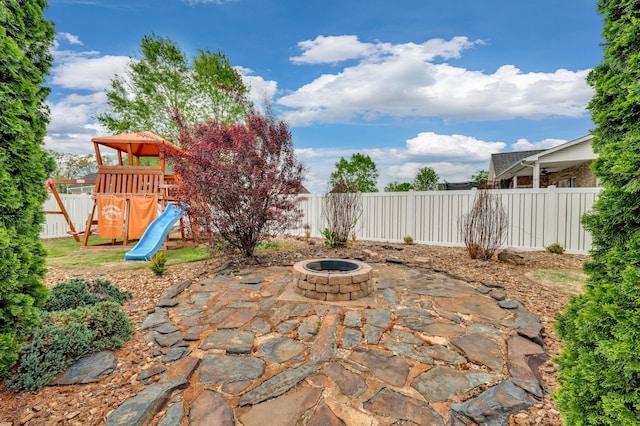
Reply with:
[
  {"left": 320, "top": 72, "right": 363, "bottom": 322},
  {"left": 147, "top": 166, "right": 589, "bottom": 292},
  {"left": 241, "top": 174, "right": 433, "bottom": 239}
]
[{"left": 92, "top": 132, "right": 182, "bottom": 157}]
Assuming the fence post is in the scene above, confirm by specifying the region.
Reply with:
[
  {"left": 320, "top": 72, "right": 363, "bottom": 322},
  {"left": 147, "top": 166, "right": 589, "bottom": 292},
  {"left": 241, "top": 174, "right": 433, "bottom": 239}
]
[
  {"left": 312, "top": 193, "right": 322, "bottom": 238},
  {"left": 545, "top": 185, "right": 558, "bottom": 247},
  {"left": 406, "top": 190, "right": 415, "bottom": 240}
]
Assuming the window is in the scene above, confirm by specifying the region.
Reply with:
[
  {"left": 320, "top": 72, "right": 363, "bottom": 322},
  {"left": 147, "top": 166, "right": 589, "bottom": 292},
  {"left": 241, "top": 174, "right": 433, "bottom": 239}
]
[{"left": 558, "top": 177, "right": 577, "bottom": 188}]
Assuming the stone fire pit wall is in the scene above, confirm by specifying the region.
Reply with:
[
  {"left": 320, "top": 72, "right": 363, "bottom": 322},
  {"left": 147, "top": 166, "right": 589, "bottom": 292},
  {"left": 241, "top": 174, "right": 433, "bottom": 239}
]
[{"left": 293, "top": 259, "right": 374, "bottom": 301}]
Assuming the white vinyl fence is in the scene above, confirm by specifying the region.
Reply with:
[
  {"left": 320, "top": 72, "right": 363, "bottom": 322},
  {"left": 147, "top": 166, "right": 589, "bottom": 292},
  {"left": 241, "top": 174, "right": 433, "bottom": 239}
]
[
  {"left": 295, "top": 187, "right": 600, "bottom": 254},
  {"left": 42, "top": 187, "right": 601, "bottom": 254},
  {"left": 42, "top": 193, "right": 94, "bottom": 239}
]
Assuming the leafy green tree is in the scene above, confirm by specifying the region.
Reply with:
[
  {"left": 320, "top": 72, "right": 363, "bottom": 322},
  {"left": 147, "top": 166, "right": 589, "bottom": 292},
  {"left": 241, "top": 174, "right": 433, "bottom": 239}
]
[
  {"left": 384, "top": 181, "right": 413, "bottom": 192},
  {"left": 97, "top": 33, "right": 250, "bottom": 140},
  {"left": 554, "top": 2, "right": 640, "bottom": 424},
  {"left": 48, "top": 151, "right": 110, "bottom": 193},
  {"left": 0, "top": 0, "right": 55, "bottom": 378},
  {"left": 470, "top": 169, "right": 488, "bottom": 188},
  {"left": 49, "top": 151, "right": 100, "bottom": 179},
  {"left": 329, "top": 153, "right": 378, "bottom": 192},
  {"left": 412, "top": 166, "right": 439, "bottom": 191}
]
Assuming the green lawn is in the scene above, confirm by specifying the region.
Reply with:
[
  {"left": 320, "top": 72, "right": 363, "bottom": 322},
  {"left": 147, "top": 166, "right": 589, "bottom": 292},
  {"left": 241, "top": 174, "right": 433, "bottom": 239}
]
[
  {"left": 41, "top": 237, "right": 292, "bottom": 270},
  {"left": 42, "top": 238, "right": 210, "bottom": 270},
  {"left": 526, "top": 269, "right": 587, "bottom": 295}
]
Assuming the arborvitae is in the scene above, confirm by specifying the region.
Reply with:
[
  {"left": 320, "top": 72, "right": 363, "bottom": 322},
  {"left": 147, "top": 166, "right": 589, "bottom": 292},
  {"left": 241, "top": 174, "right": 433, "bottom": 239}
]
[
  {"left": 0, "top": 0, "right": 55, "bottom": 377},
  {"left": 554, "top": 1, "right": 640, "bottom": 424}
]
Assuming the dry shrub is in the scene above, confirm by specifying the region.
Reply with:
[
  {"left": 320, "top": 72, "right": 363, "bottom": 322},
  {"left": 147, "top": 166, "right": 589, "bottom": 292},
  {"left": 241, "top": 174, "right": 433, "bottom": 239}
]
[
  {"left": 459, "top": 190, "right": 508, "bottom": 259},
  {"left": 322, "top": 177, "right": 362, "bottom": 247}
]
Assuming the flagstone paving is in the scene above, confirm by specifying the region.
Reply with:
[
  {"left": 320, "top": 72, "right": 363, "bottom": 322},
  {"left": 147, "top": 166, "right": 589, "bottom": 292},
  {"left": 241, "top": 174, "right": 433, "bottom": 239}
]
[{"left": 104, "top": 259, "right": 549, "bottom": 425}]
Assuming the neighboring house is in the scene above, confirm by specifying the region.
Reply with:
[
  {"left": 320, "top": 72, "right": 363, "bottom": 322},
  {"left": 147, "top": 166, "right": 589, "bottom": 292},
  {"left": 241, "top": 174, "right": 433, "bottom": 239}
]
[
  {"left": 439, "top": 181, "right": 474, "bottom": 190},
  {"left": 67, "top": 173, "right": 98, "bottom": 194},
  {"left": 488, "top": 135, "right": 597, "bottom": 189}
]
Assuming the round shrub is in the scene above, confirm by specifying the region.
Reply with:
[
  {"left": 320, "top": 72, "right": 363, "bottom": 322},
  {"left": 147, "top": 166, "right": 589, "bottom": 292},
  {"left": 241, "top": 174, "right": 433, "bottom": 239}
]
[
  {"left": 545, "top": 243, "right": 565, "bottom": 254},
  {"left": 46, "top": 301, "right": 133, "bottom": 348},
  {"left": 7, "top": 301, "right": 133, "bottom": 391},
  {"left": 45, "top": 278, "right": 132, "bottom": 312},
  {"left": 7, "top": 322, "right": 97, "bottom": 391}
]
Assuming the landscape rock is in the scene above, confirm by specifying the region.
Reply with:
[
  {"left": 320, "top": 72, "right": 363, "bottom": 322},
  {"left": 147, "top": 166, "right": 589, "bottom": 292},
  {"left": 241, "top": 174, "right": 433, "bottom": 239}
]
[
  {"left": 52, "top": 351, "right": 115, "bottom": 385},
  {"left": 451, "top": 333, "right": 504, "bottom": 371},
  {"left": 188, "top": 390, "right": 234, "bottom": 426},
  {"left": 322, "top": 362, "right": 367, "bottom": 398},
  {"left": 139, "top": 365, "right": 167, "bottom": 382},
  {"left": 309, "top": 314, "right": 338, "bottom": 363},
  {"left": 411, "top": 366, "right": 497, "bottom": 402},
  {"left": 199, "top": 354, "right": 265, "bottom": 384},
  {"left": 363, "top": 387, "right": 444, "bottom": 425},
  {"left": 258, "top": 337, "right": 307, "bottom": 363},
  {"left": 507, "top": 335, "right": 547, "bottom": 398},
  {"left": 305, "top": 402, "right": 345, "bottom": 426},
  {"left": 140, "top": 308, "right": 171, "bottom": 331},
  {"left": 451, "top": 380, "right": 534, "bottom": 426},
  {"left": 498, "top": 248, "right": 525, "bottom": 265},
  {"left": 349, "top": 348, "right": 411, "bottom": 387},
  {"left": 160, "top": 279, "right": 193, "bottom": 299},
  {"left": 199, "top": 329, "right": 255, "bottom": 354},
  {"left": 238, "top": 386, "right": 322, "bottom": 426},
  {"left": 104, "top": 380, "right": 188, "bottom": 426},
  {"left": 157, "top": 394, "right": 184, "bottom": 426},
  {"left": 238, "top": 364, "right": 320, "bottom": 406}
]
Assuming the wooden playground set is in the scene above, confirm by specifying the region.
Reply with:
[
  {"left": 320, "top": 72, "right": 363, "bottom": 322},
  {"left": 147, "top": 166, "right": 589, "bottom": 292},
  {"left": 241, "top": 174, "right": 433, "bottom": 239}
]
[{"left": 46, "top": 132, "right": 191, "bottom": 252}]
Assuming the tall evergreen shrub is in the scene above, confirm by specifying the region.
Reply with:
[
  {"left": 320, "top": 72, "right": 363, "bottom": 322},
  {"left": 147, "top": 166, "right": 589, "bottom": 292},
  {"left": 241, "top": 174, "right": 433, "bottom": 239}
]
[
  {"left": 554, "top": 1, "right": 640, "bottom": 424},
  {"left": 0, "top": 0, "right": 55, "bottom": 377}
]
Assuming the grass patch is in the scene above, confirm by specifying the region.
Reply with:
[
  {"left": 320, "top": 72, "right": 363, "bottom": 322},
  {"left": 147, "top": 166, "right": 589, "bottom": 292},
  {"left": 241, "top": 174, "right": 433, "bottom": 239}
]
[
  {"left": 255, "top": 239, "right": 296, "bottom": 252},
  {"left": 526, "top": 269, "right": 587, "bottom": 295},
  {"left": 42, "top": 238, "right": 209, "bottom": 270}
]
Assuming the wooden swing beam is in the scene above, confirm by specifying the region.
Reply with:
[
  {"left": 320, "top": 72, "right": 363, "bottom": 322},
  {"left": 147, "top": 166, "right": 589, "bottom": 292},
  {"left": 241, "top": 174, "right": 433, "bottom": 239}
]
[{"left": 45, "top": 178, "right": 95, "bottom": 242}]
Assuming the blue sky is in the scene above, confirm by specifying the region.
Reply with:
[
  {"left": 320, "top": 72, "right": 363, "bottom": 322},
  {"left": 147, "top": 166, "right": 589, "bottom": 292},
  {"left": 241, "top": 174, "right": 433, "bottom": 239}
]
[{"left": 44, "top": 0, "right": 602, "bottom": 192}]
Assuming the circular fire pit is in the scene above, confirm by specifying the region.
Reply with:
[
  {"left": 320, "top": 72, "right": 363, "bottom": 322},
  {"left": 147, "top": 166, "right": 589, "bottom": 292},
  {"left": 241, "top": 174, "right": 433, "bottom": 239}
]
[{"left": 292, "top": 259, "right": 373, "bottom": 301}]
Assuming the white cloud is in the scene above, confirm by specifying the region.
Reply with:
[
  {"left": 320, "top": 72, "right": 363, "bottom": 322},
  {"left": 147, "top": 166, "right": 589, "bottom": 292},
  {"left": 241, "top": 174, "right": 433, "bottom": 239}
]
[
  {"left": 44, "top": 47, "right": 130, "bottom": 153},
  {"left": 293, "top": 132, "right": 505, "bottom": 193},
  {"left": 384, "top": 161, "right": 477, "bottom": 183},
  {"left": 235, "top": 66, "right": 278, "bottom": 106},
  {"left": 57, "top": 32, "right": 83, "bottom": 45},
  {"left": 295, "top": 147, "right": 323, "bottom": 160},
  {"left": 47, "top": 93, "right": 105, "bottom": 134},
  {"left": 51, "top": 51, "right": 130, "bottom": 91},
  {"left": 511, "top": 138, "right": 566, "bottom": 151},
  {"left": 405, "top": 132, "right": 506, "bottom": 161},
  {"left": 45, "top": 92, "right": 110, "bottom": 153},
  {"left": 291, "top": 35, "right": 378, "bottom": 64},
  {"left": 291, "top": 35, "right": 479, "bottom": 65},
  {"left": 278, "top": 36, "right": 593, "bottom": 126}
]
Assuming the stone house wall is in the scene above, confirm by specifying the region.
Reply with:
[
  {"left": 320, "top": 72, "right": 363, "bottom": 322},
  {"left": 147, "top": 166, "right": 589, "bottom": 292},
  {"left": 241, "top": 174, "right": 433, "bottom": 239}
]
[
  {"left": 547, "top": 160, "right": 596, "bottom": 188},
  {"left": 495, "top": 160, "right": 597, "bottom": 189}
]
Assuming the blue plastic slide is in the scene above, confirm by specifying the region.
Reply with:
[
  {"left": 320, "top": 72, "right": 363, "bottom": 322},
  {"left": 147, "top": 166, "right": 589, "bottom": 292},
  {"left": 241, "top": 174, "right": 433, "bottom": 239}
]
[{"left": 124, "top": 202, "right": 184, "bottom": 261}]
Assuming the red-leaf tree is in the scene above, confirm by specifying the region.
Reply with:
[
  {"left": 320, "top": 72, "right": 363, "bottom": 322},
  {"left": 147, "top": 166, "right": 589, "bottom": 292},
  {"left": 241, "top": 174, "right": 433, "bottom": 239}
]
[{"left": 172, "top": 111, "right": 306, "bottom": 257}]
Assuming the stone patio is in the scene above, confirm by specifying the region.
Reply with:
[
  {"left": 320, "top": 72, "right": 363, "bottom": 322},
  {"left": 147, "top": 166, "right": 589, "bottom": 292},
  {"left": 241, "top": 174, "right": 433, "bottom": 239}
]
[{"left": 100, "top": 258, "right": 548, "bottom": 425}]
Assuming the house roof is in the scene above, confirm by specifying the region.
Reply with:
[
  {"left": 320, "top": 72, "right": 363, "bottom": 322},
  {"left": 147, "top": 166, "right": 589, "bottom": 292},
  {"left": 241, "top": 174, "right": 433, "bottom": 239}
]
[
  {"left": 490, "top": 150, "right": 545, "bottom": 177},
  {"left": 519, "top": 134, "right": 594, "bottom": 163},
  {"left": 495, "top": 135, "right": 595, "bottom": 181}
]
